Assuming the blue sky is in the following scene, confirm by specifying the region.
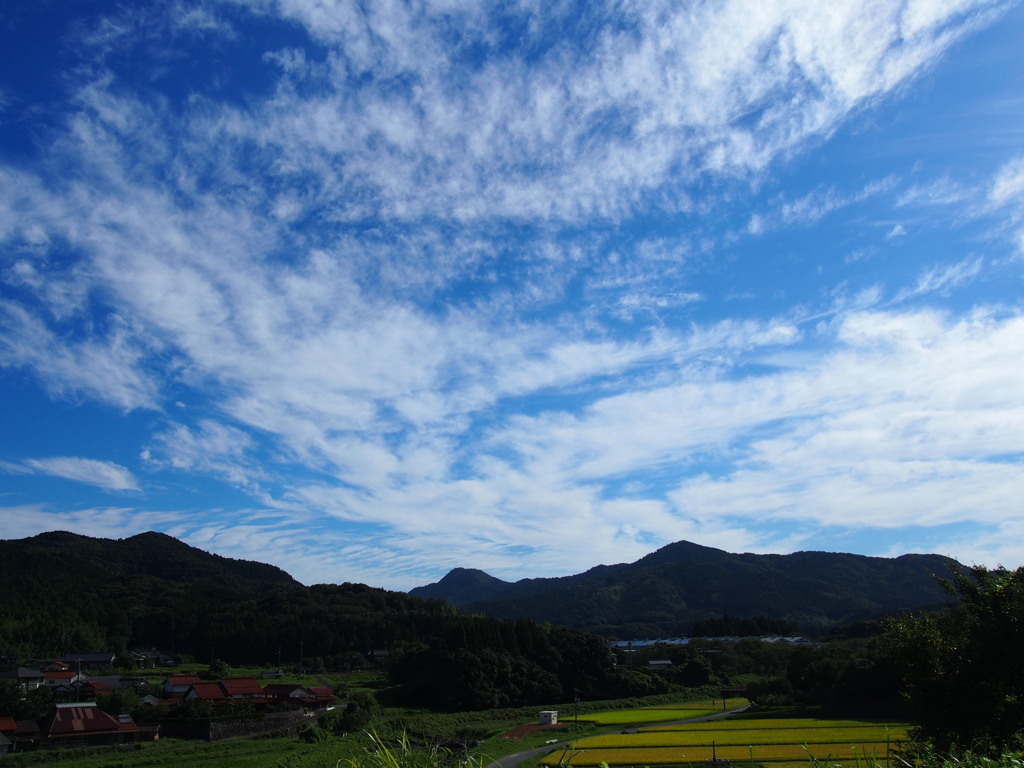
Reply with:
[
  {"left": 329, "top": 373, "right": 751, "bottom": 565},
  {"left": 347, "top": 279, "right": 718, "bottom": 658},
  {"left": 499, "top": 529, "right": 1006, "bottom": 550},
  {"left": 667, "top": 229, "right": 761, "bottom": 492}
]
[{"left": 2, "top": 0, "right": 1024, "bottom": 591}]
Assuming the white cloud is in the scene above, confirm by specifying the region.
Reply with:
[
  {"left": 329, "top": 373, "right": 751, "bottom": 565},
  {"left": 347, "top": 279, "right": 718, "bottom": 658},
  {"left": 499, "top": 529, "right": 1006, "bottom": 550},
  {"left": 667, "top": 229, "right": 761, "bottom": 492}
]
[
  {"left": 988, "top": 155, "right": 1024, "bottom": 256},
  {"left": 0, "top": 505, "right": 168, "bottom": 540},
  {"left": 196, "top": 0, "right": 1003, "bottom": 225},
  {"left": 894, "top": 256, "right": 984, "bottom": 301},
  {"left": 21, "top": 458, "right": 141, "bottom": 492},
  {"left": 989, "top": 156, "right": 1024, "bottom": 205},
  {"left": 0, "top": 0, "right": 1021, "bottom": 586},
  {"left": 666, "top": 308, "right": 1024, "bottom": 528},
  {"left": 0, "top": 302, "right": 160, "bottom": 411}
]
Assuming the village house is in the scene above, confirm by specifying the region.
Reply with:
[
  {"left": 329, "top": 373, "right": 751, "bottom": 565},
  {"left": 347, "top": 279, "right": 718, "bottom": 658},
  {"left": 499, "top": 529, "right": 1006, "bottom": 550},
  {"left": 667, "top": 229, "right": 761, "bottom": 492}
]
[
  {"left": 64, "top": 652, "right": 116, "bottom": 670},
  {"left": 79, "top": 679, "right": 116, "bottom": 698},
  {"left": 183, "top": 677, "right": 268, "bottom": 705},
  {"left": 307, "top": 685, "right": 335, "bottom": 706},
  {"left": 262, "top": 683, "right": 312, "bottom": 704},
  {"left": 185, "top": 681, "right": 228, "bottom": 702},
  {"left": 260, "top": 683, "right": 334, "bottom": 708},
  {"left": 42, "top": 669, "right": 85, "bottom": 689},
  {"left": 0, "top": 667, "right": 43, "bottom": 693},
  {"left": 220, "top": 677, "right": 263, "bottom": 699},
  {"left": 41, "top": 702, "right": 139, "bottom": 748},
  {"left": 162, "top": 673, "right": 202, "bottom": 697},
  {"left": 16, "top": 719, "right": 42, "bottom": 751},
  {"left": 0, "top": 716, "right": 15, "bottom": 757}
]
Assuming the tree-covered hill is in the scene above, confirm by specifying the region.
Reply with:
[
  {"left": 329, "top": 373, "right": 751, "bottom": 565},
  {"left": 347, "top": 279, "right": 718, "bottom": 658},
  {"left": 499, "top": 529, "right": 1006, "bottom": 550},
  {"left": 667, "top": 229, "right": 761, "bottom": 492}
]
[
  {"left": 0, "top": 531, "right": 659, "bottom": 710},
  {"left": 0, "top": 531, "right": 455, "bottom": 665},
  {"left": 412, "top": 540, "right": 960, "bottom": 637}
]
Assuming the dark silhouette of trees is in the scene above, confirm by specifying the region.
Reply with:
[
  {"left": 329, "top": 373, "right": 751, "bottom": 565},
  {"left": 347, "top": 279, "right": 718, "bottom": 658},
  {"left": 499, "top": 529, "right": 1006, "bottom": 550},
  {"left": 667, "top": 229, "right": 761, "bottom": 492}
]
[{"left": 885, "top": 565, "right": 1024, "bottom": 755}]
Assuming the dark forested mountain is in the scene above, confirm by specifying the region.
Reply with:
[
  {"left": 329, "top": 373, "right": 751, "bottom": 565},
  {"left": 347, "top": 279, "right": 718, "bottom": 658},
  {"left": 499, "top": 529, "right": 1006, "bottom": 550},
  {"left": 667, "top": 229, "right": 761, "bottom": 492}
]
[
  {"left": 0, "top": 531, "right": 672, "bottom": 710},
  {"left": 4, "top": 530, "right": 299, "bottom": 591},
  {"left": 0, "top": 530, "right": 457, "bottom": 665},
  {"left": 0, "top": 531, "right": 966, "bottom": 711},
  {"left": 411, "top": 540, "right": 960, "bottom": 637},
  {"left": 2, "top": 531, "right": 957, "bottom": 663}
]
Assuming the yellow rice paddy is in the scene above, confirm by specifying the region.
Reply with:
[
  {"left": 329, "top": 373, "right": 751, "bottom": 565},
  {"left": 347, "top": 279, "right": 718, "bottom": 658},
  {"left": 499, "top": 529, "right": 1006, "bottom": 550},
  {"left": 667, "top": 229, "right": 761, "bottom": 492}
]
[{"left": 540, "top": 716, "right": 907, "bottom": 767}]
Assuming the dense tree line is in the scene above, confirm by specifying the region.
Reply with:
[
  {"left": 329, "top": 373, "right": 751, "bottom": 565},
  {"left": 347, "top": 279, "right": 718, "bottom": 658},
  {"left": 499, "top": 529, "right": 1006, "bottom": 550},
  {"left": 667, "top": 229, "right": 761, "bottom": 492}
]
[
  {"left": 690, "top": 615, "right": 798, "bottom": 637},
  {"left": 884, "top": 565, "right": 1024, "bottom": 756},
  {"left": 382, "top": 622, "right": 688, "bottom": 710}
]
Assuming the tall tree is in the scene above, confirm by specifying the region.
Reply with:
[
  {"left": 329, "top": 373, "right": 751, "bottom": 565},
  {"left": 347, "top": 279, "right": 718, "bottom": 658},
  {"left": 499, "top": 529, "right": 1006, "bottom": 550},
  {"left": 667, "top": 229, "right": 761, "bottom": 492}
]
[{"left": 885, "top": 565, "right": 1024, "bottom": 755}]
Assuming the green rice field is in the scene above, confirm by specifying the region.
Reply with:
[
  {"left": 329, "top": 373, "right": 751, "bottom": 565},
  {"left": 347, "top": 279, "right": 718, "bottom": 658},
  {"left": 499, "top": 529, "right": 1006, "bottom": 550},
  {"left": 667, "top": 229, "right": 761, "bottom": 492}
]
[{"left": 576, "top": 699, "right": 748, "bottom": 726}]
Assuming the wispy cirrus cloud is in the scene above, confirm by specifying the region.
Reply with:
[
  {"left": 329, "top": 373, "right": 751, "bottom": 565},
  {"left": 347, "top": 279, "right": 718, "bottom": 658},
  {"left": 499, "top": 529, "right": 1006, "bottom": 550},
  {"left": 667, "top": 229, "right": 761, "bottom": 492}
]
[
  {"left": 1, "top": 0, "right": 1023, "bottom": 588},
  {"left": 20, "top": 457, "right": 141, "bottom": 492},
  {"left": 895, "top": 256, "right": 986, "bottom": 302}
]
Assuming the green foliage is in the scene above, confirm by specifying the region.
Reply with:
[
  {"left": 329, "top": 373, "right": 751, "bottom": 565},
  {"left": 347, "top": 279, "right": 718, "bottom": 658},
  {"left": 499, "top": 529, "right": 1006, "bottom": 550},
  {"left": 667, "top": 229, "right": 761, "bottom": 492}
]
[
  {"left": 897, "top": 747, "right": 1024, "bottom": 768},
  {"left": 0, "top": 680, "right": 55, "bottom": 720},
  {"left": 321, "top": 690, "right": 380, "bottom": 732},
  {"left": 0, "top": 732, "right": 345, "bottom": 768},
  {"left": 343, "top": 731, "right": 485, "bottom": 768},
  {"left": 745, "top": 675, "right": 794, "bottom": 706},
  {"left": 96, "top": 686, "right": 141, "bottom": 716},
  {"left": 204, "top": 658, "right": 231, "bottom": 678},
  {"left": 884, "top": 565, "right": 1024, "bottom": 755},
  {"left": 383, "top": 620, "right": 677, "bottom": 710},
  {"left": 691, "top": 614, "right": 798, "bottom": 636}
]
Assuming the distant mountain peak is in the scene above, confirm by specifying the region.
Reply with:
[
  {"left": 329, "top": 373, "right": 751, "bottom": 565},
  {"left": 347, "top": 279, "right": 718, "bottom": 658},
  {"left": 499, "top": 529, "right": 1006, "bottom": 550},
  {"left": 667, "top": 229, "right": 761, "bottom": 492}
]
[{"left": 409, "top": 567, "right": 512, "bottom": 607}]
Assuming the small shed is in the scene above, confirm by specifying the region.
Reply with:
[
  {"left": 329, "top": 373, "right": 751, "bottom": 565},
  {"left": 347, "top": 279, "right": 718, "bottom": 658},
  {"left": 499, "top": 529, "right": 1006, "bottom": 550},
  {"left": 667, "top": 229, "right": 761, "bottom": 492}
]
[{"left": 539, "top": 710, "right": 558, "bottom": 725}]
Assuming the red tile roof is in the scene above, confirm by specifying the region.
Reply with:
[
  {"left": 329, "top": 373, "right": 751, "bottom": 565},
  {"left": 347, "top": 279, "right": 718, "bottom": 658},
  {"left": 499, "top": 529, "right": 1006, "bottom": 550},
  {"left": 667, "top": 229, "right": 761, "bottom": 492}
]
[
  {"left": 187, "top": 682, "right": 227, "bottom": 700},
  {"left": 44, "top": 703, "right": 137, "bottom": 739},
  {"left": 0, "top": 716, "right": 16, "bottom": 732},
  {"left": 220, "top": 677, "right": 262, "bottom": 697},
  {"left": 165, "top": 674, "right": 202, "bottom": 684}
]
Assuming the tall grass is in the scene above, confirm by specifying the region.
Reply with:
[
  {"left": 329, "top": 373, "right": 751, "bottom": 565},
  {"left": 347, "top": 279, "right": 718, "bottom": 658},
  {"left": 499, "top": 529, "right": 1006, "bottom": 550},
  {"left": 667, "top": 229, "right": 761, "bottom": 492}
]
[
  {"left": 794, "top": 748, "right": 1024, "bottom": 768},
  {"left": 340, "top": 731, "right": 486, "bottom": 768}
]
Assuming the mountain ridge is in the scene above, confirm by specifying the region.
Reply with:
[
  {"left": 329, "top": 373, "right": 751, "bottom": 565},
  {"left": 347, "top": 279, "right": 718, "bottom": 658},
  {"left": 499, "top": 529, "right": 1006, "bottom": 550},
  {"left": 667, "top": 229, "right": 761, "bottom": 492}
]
[
  {"left": 410, "top": 539, "right": 960, "bottom": 637},
  {"left": 0, "top": 530, "right": 962, "bottom": 652}
]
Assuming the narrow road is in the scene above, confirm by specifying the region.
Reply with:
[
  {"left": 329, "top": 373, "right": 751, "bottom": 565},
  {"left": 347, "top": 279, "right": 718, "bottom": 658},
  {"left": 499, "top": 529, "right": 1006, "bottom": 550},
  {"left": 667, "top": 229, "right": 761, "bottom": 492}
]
[{"left": 485, "top": 706, "right": 750, "bottom": 768}]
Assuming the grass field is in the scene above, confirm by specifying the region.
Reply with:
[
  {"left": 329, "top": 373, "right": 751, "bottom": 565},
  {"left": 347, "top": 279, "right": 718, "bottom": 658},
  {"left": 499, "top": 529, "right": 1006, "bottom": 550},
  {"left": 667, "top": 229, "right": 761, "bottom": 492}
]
[
  {"left": 541, "top": 715, "right": 908, "bottom": 767},
  {"left": 0, "top": 734, "right": 360, "bottom": 768}
]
